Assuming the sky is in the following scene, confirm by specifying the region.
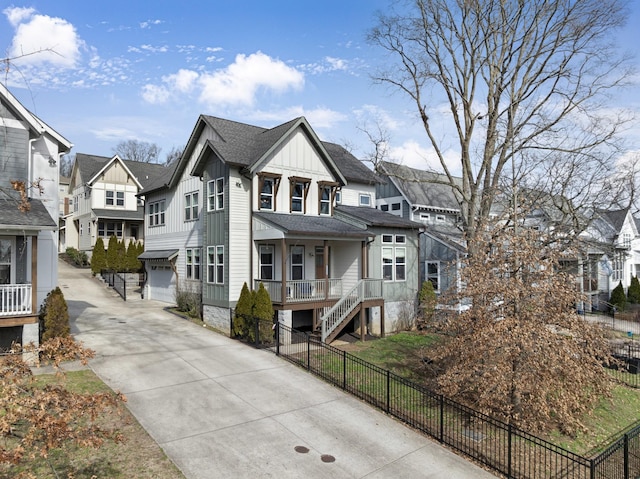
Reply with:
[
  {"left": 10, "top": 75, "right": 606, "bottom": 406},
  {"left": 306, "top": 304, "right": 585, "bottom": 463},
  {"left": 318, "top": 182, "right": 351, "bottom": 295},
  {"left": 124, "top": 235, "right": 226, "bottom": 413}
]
[{"left": 1, "top": 1, "right": 640, "bottom": 173}]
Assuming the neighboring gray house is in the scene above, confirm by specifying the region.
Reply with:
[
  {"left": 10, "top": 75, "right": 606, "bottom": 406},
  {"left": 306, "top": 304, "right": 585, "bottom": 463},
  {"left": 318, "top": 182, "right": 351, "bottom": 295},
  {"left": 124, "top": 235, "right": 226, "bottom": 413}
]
[
  {"left": 376, "top": 160, "right": 462, "bottom": 295},
  {"left": 0, "top": 83, "right": 72, "bottom": 349},
  {"left": 140, "top": 115, "right": 421, "bottom": 341},
  {"left": 67, "top": 153, "right": 167, "bottom": 255}
]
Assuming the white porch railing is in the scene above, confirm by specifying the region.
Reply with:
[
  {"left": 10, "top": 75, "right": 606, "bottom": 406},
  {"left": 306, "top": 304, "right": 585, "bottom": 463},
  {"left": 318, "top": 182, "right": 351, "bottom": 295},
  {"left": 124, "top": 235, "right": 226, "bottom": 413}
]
[
  {"left": 0, "top": 284, "right": 32, "bottom": 316},
  {"left": 255, "top": 279, "right": 342, "bottom": 303},
  {"left": 320, "top": 279, "right": 383, "bottom": 342}
]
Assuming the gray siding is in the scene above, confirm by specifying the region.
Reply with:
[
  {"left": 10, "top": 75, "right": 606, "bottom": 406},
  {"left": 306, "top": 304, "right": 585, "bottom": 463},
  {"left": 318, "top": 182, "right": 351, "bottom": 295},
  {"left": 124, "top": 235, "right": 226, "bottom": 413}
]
[
  {"left": 0, "top": 126, "right": 28, "bottom": 194},
  {"left": 377, "top": 177, "right": 402, "bottom": 199},
  {"left": 421, "top": 235, "right": 459, "bottom": 294}
]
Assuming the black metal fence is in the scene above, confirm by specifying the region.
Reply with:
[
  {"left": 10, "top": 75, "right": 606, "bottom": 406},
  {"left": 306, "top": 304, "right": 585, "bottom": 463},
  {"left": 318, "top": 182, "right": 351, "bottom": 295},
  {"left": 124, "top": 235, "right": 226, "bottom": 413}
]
[
  {"left": 236, "top": 317, "right": 640, "bottom": 479},
  {"left": 609, "top": 343, "right": 640, "bottom": 389},
  {"left": 101, "top": 271, "right": 127, "bottom": 301}
]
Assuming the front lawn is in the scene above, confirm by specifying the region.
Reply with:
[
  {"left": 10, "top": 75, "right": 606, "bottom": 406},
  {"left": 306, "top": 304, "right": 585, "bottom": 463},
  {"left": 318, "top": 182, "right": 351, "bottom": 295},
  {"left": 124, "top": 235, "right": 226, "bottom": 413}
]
[
  {"left": 335, "top": 331, "right": 640, "bottom": 456},
  {"left": 1, "top": 369, "right": 184, "bottom": 479}
]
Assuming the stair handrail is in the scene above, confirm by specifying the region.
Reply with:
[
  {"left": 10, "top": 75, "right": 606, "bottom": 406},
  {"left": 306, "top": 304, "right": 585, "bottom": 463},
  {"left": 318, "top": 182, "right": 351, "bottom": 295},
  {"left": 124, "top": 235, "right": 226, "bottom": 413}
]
[{"left": 320, "top": 280, "right": 364, "bottom": 342}]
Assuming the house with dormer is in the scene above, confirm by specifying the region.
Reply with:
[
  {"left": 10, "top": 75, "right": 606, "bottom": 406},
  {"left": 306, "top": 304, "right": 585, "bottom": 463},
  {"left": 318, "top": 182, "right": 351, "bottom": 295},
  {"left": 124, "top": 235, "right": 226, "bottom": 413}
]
[
  {"left": 0, "top": 83, "right": 72, "bottom": 349},
  {"left": 140, "top": 116, "right": 421, "bottom": 341},
  {"left": 67, "top": 153, "right": 167, "bottom": 256}
]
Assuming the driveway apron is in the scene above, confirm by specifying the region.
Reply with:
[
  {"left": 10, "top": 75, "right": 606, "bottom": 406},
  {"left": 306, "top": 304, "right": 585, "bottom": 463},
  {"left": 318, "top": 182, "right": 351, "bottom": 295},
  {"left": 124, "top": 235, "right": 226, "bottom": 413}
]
[{"left": 58, "top": 260, "right": 496, "bottom": 479}]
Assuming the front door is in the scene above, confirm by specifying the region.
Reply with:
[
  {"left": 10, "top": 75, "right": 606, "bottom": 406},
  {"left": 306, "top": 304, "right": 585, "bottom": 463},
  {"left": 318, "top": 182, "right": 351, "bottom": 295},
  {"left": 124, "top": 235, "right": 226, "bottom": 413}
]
[{"left": 315, "top": 246, "right": 329, "bottom": 279}]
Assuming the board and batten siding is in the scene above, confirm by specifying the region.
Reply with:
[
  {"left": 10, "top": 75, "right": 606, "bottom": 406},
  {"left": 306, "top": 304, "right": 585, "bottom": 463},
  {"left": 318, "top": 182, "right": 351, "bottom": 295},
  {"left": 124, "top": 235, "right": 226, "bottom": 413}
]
[
  {"left": 0, "top": 124, "right": 28, "bottom": 193},
  {"left": 253, "top": 128, "right": 339, "bottom": 215}
]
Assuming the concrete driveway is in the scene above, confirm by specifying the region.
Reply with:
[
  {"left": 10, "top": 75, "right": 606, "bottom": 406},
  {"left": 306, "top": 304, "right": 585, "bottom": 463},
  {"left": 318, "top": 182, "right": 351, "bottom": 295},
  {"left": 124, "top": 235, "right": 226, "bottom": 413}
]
[{"left": 58, "top": 260, "right": 496, "bottom": 479}]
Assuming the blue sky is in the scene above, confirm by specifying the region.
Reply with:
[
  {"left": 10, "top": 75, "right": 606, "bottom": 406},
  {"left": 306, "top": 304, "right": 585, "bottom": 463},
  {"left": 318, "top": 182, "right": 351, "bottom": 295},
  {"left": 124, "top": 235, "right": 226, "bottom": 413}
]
[{"left": 1, "top": 1, "right": 639, "bottom": 172}]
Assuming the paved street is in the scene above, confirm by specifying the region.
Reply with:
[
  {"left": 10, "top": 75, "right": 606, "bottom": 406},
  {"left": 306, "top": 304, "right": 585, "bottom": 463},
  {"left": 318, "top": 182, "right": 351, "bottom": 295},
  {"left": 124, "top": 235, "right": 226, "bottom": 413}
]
[{"left": 58, "top": 259, "right": 496, "bottom": 478}]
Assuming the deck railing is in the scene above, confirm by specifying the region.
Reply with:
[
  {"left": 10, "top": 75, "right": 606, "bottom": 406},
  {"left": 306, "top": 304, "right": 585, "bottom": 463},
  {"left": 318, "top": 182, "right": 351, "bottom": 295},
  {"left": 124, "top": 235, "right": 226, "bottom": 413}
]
[
  {"left": 0, "top": 284, "right": 32, "bottom": 316},
  {"left": 255, "top": 278, "right": 342, "bottom": 303}
]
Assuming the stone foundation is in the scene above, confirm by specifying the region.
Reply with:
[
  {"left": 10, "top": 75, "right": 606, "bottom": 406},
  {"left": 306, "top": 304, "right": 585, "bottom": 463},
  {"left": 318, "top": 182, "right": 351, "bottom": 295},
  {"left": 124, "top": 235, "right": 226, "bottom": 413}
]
[{"left": 203, "top": 305, "right": 232, "bottom": 336}]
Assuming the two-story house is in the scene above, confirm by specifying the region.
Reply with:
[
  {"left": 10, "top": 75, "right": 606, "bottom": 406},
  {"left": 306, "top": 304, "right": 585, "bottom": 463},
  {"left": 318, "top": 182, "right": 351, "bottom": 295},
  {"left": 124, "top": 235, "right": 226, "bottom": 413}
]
[
  {"left": 67, "top": 153, "right": 168, "bottom": 256},
  {"left": 0, "top": 83, "right": 72, "bottom": 349},
  {"left": 140, "top": 116, "right": 421, "bottom": 341}
]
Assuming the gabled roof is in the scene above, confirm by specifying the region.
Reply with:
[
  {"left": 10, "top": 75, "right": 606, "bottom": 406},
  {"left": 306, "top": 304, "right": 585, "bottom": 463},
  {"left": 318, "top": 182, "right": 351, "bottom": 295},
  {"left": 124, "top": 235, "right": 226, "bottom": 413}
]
[
  {"left": 598, "top": 208, "right": 630, "bottom": 233},
  {"left": 253, "top": 212, "right": 371, "bottom": 239},
  {"left": 92, "top": 207, "right": 144, "bottom": 221},
  {"left": 378, "top": 161, "right": 461, "bottom": 212},
  {"left": 0, "top": 199, "right": 57, "bottom": 231},
  {"left": 335, "top": 205, "right": 422, "bottom": 230},
  {"left": 0, "top": 83, "right": 72, "bottom": 151},
  {"left": 72, "top": 153, "right": 168, "bottom": 190}
]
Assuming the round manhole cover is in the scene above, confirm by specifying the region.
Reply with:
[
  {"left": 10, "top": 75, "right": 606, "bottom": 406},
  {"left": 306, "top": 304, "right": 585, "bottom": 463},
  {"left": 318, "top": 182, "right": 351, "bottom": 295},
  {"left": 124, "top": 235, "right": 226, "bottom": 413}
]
[
  {"left": 294, "top": 446, "right": 309, "bottom": 454},
  {"left": 321, "top": 454, "right": 336, "bottom": 463}
]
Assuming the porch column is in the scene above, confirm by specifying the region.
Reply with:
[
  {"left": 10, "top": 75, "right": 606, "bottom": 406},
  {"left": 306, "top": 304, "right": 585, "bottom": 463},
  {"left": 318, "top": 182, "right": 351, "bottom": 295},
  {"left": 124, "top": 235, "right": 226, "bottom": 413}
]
[
  {"left": 323, "top": 240, "right": 329, "bottom": 300},
  {"left": 281, "top": 238, "right": 287, "bottom": 303},
  {"left": 361, "top": 241, "right": 367, "bottom": 278},
  {"left": 31, "top": 235, "right": 37, "bottom": 314}
]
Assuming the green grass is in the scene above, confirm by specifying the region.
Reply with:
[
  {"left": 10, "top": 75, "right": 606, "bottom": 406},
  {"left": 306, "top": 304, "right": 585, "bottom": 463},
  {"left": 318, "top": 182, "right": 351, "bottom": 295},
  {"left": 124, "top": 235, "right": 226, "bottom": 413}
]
[
  {"left": 1, "top": 369, "right": 184, "bottom": 479},
  {"left": 333, "top": 331, "right": 640, "bottom": 457}
]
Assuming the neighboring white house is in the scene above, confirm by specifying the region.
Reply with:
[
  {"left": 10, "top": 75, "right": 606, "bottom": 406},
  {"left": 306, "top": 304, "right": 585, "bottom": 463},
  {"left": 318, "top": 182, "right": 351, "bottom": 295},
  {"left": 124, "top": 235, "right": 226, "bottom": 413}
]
[
  {"left": 140, "top": 115, "right": 421, "bottom": 341},
  {"left": 0, "top": 83, "right": 72, "bottom": 349},
  {"left": 67, "top": 153, "right": 168, "bottom": 255}
]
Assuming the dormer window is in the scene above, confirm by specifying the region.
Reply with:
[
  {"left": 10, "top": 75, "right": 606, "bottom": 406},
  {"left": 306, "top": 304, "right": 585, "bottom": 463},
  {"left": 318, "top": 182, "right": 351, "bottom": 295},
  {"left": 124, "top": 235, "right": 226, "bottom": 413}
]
[
  {"left": 258, "top": 173, "right": 281, "bottom": 211},
  {"left": 289, "top": 176, "right": 310, "bottom": 213},
  {"left": 359, "top": 194, "right": 371, "bottom": 207},
  {"left": 318, "top": 181, "right": 338, "bottom": 215}
]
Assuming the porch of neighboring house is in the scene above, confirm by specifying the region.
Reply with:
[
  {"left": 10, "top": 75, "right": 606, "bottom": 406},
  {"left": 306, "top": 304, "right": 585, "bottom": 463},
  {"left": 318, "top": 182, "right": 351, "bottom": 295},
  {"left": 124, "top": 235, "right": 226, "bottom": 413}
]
[
  {"left": 253, "top": 238, "right": 385, "bottom": 343},
  {"left": 92, "top": 208, "right": 144, "bottom": 249},
  {"left": 0, "top": 235, "right": 39, "bottom": 349}
]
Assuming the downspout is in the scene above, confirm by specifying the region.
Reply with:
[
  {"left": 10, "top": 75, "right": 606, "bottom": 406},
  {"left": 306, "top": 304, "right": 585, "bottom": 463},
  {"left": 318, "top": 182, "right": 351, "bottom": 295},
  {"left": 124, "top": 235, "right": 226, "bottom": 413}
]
[{"left": 27, "top": 138, "right": 37, "bottom": 198}]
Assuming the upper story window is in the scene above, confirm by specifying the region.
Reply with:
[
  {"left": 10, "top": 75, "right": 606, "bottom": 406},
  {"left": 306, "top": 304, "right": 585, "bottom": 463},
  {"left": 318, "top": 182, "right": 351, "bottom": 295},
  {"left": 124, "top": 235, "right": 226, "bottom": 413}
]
[
  {"left": 392, "top": 203, "right": 401, "bottom": 211},
  {"left": 208, "top": 178, "right": 224, "bottom": 212},
  {"left": 359, "top": 194, "right": 371, "bottom": 207},
  {"left": 207, "top": 245, "right": 224, "bottom": 284},
  {"left": 382, "top": 234, "right": 406, "bottom": 282},
  {"left": 106, "top": 190, "right": 124, "bottom": 207},
  {"left": 380, "top": 204, "right": 389, "bottom": 211},
  {"left": 289, "top": 176, "right": 310, "bottom": 213},
  {"left": 436, "top": 214, "right": 446, "bottom": 222},
  {"left": 420, "top": 213, "right": 430, "bottom": 221},
  {"left": 148, "top": 200, "right": 165, "bottom": 227},
  {"left": 185, "top": 191, "right": 199, "bottom": 221},
  {"left": 623, "top": 233, "right": 632, "bottom": 248},
  {"left": 258, "top": 173, "right": 281, "bottom": 211},
  {"left": 318, "top": 181, "right": 338, "bottom": 215},
  {"left": 335, "top": 190, "right": 342, "bottom": 205}
]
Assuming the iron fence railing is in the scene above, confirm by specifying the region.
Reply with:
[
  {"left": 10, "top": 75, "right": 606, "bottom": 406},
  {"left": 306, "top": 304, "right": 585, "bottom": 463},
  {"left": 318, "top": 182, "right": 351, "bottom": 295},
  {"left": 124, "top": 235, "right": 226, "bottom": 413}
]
[
  {"left": 235, "top": 316, "right": 640, "bottom": 479},
  {"left": 101, "top": 270, "right": 127, "bottom": 301}
]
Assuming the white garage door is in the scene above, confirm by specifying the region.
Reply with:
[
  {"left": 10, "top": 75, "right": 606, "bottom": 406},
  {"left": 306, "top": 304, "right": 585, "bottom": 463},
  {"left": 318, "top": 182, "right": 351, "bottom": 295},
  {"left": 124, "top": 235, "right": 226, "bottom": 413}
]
[{"left": 147, "top": 263, "right": 176, "bottom": 304}]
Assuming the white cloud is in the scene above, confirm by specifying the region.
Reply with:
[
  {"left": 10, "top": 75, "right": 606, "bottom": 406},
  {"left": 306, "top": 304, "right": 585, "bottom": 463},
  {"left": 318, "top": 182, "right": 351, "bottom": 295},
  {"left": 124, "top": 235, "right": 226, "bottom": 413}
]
[
  {"left": 141, "top": 84, "right": 171, "bottom": 104},
  {"left": 165, "top": 69, "right": 199, "bottom": 93},
  {"left": 389, "top": 140, "right": 460, "bottom": 174},
  {"left": 140, "top": 19, "right": 162, "bottom": 29},
  {"left": 198, "top": 52, "right": 304, "bottom": 107},
  {"left": 301, "top": 56, "right": 350, "bottom": 75},
  {"left": 354, "top": 105, "right": 401, "bottom": 131},
  {"left": 4, "top": 7, "right": 84, "bottom": 68},
  {"left": 139, "top": 44, "right": 169, "bottom": 54}
]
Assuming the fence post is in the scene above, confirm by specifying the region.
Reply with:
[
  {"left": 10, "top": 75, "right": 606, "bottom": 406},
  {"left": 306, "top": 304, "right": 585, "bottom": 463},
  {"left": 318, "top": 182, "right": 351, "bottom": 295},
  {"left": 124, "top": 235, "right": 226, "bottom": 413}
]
[
  {"left": 386, "top": 369, "right": 390, "bottom": 414},
  {"left": 439, "top": 394, "right": 444, "bottom": 443},
  {"left": 275, "top": 321, "right": 280, "bottom": 356},
  {"left": 123, "top": 275, "right": 127, "bottom": 301},
  {"left": 306, "top": 333, "right": 311, "bottom": 371},
  {"left": 507, "top": 423, "right": 513, "bottom": 479},
  {"left": 624, "top": 433, "right": 629, "bottom": 479},
  {"left": 343, "top": 349, "right": 347, "bottom": 390}
]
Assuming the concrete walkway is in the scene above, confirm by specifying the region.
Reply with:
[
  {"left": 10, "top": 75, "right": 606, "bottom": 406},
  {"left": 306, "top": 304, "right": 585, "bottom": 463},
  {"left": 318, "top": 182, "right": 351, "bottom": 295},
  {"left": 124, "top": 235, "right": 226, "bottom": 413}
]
[{"left": 58, "top": 260, "right": 496, "bottom": 479}]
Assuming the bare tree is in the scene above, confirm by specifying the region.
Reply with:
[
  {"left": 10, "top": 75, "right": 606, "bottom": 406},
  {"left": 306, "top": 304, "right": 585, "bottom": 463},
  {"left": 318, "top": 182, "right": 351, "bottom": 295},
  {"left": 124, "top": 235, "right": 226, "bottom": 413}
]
[
  {"left": 113, "top": 139, "right": 160, "bottom": 163},
  {"left": 369, "top": 0, "right": 633, "bottom": 250},
  {"left": 163, "top": 145, "right": 184, "bottom": 166},
  {"left": 431, "top": 225, "right": 613, "bottom": 434}
]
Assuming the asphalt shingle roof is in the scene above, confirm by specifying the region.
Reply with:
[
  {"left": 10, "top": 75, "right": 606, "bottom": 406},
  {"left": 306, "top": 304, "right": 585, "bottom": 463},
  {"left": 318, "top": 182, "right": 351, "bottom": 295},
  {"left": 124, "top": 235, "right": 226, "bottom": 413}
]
[
  {"left": 92, "top": 207, "right": 144, "bottom": 221},
  {"left": 379, "top": 161, "right": 461, "bottom": 211},
  {"left": 335, "top": 205, "right": 422, "bottom": 229},
  {"left": 254, "top": 212, "right": 371, "bottom": 239},
  {"left": 0, "top": 199, "right": 56, "bottom": 229},
  {"left": 74, "top": 153, "right": 169, "bottom": 189}
]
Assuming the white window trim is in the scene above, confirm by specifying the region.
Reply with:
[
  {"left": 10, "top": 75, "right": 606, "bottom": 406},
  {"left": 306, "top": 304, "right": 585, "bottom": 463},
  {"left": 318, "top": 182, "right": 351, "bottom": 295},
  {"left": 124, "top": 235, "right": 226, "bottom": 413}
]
[
  {"left": 186, "top": 247, "right": 201, "bottom": 280},
  {"left": 359, "top": 193, "right": 371, "bottom": 206},
  {"left": 208, "top": 178, "right": 225, "bottom": 212},
  {"left": 207, "top": 245, "right": 224, "bottom": 284},
  {"left": 185, "top": 191, "right": 199, "bottom": 222},
  {"left": 426, "top": 260, "right": 441, "bottom": 292}
]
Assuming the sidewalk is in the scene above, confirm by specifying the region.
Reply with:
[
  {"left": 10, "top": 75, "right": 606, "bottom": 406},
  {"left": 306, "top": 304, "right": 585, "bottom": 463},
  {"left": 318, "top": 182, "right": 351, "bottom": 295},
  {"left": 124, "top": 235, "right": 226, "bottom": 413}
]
[{"left": 58, "top": 260, "right": 496, "bottom": 479}]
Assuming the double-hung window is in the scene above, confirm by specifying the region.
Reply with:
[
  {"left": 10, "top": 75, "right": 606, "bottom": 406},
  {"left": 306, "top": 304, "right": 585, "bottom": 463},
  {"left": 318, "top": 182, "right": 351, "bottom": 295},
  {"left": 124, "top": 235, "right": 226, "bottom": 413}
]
[
  {"left": 207, "top": 245, "right": 224, "bottom": 284},
  {"left": 318, "top": 181, "right": 337, "bottom": 215},
  {"left": 148, "top": 200, "right": 165, "bottom": 226},
  {"left": 289, "top": 177, "right": 310, "bottom": 213},
  {"left": 106, "top": 190, "right": 114, "bottom": 206},
  {"left": 186, "top": 248, "right": 201, "bottom": 280},
  {"left": 208, "top": 178, "right": 224, "bottom": 211},
  {"left": 185, "top": 192, "right": 199, "bottom": 221},
  {"left": 290, "top": 245, "right": 304, "bottom": 280},
  {"left": 259, "top": 245, "right": 274, "bottom": 280},
  {"left": 382, "top": 234, "right": 406, "bottom": 282},
  {"left": 426, "top": 261, "right": 440, "bottom": 292},
  {"left": 105, "top": 190, "right": 124, "bottom": 207},
  {"left": 258, "top": 173, "right": 281, "bottom": 211},
  {"left": 98, "top": 221, "right": 123, "bottom": 238}
]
